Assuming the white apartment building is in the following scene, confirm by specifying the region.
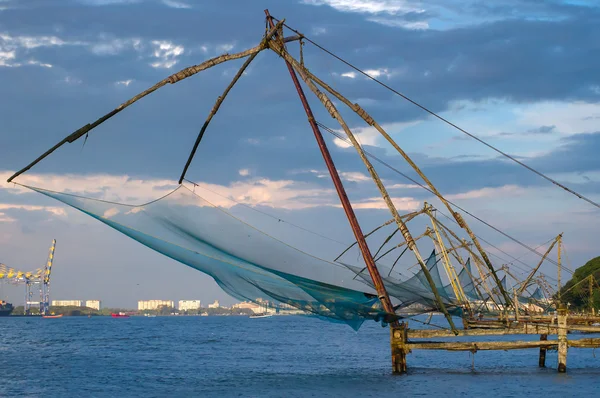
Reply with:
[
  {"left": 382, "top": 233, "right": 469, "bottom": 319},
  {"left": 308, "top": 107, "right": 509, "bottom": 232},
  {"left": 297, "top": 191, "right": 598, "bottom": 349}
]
[
  {"left": 85, "top": 300, "right": 102, "bottom": 311},
  {"left": 51, "top": 300, "right": 83, "bottom": 307},
  {"left": 207, "top": 300, "right": 220, "bottom": 309},
  {"left": 138, "top": 300, "right": 175, "bottom": 311},
  {"left": 178, "top": 300, "right": 201, "bottom": 311}
]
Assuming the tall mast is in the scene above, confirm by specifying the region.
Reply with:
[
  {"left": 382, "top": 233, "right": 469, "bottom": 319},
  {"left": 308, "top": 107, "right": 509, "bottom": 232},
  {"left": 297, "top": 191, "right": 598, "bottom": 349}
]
[{"left": 264, "top": 10, "right": 397, "bottom": 324}]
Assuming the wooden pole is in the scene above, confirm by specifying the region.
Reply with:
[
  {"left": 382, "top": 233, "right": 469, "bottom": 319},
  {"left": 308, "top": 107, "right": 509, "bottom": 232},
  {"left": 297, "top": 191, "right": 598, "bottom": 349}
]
[
  {"left": 276, "top": 53, "right": 513, "bottom": 310},
  {"left": 557, "top": 235, "right": 562, "bottom": 303},
  {"left": 391, "top": 323, "right": 408, "bottom": 373},
  {"left": 264, "top": 10, "right": 398, "bottom": 328},
  {"left": 557, "top": 305, "right": 568, "bottom": 372},
  {"left": 539, "top": 334, "right": 547, "bottom": 367},
  {"left": 178, "top": 51, "right": 259, "bottom": 183},
  {"left": 267, "top": 36, "right": 458, "bottom": 334},
  {"left": 7, "top": 21, "right": 297, "bottom": 183}
]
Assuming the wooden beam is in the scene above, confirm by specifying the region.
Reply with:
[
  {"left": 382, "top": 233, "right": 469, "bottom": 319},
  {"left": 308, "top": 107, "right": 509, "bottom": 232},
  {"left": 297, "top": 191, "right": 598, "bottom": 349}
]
[{"left": 408, "top": 340, "right": 557, "bottom": 351}]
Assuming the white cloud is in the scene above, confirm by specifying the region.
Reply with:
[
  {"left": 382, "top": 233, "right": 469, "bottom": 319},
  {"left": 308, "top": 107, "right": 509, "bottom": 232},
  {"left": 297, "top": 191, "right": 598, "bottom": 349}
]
[
  {"left": 341, "top": 71, "right": 357, "bottom": 78},
  {"left": 363, "top": 68, "right": 392, "bottom": 79},
  {"left": 90, "top": 37, "right": 142, "bottom": 55},
  {"left": 367, "top": 16, "right": 428, "bottom": 30},
  {"left": 161, "top": 0, "right": 191, "bottom": 8},
  {"left": 301, "top": 0, "right": 423, "bottom": 15},
  {"left": 347, "top": 196, "right": 420, "bottom": 211},
  {"left": 115, "top": 79, "right": 133, "bottom": 87},
  {"left": 150, "top": 40, "right": 184, "bottom": 69},
  {"left": 445, "top": 185, "right": 526, "bottom": 201},
  {"left": 312, "top": 27, "right": 328, "bottom": 35},
  {"left": 239, "top": 169, "right": 250, "bottom": 177},
  {"left": 64, "top": 76, "right": 82, "bottom": 85},
  {"left": 27, "top": 60, "right": 52, "bottom": 68},
  {"left": 387, "top": 183, "right": 421, "bottom": 189},
  {"left": 0, "top": 170, "right": 425, "bottom": 214},
  {"left": 0, "top": 204, "right": 67, "bottom": 220},
  {"left": 216, "top": 43, "right": 235, "bottom": 53},
  {"left": 332, "top": 120, "right": 418, "bottom": 149},
  {"left": 0, "top": 32, "right": 80, "bottom": 67},
  {"left": 516, "top": 101, "right": 600, "bottom": 136},
  {"left": 340, "top": 171, "right": 370, "bottom": 182},
  {"left": 0, "top": 50, "right": 16, "bottom": 66}
]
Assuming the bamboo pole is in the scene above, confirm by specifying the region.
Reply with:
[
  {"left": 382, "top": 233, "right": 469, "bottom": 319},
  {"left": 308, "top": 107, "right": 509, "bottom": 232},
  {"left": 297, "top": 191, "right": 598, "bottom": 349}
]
[
  {"left": 267, "top": 39, "right": 458, "bottom": 333},
  {"left": 265, "top": 11, "right": 399, "bottom": 330},
  {"left": 178, "top": 51, "right": 259, "bottom": 183},
  {"left": 517, "top": 235, "right": 560, "bottom": 296},
  {"left": 271, "top": 50, "right": 512, "bottom": 309},
  {"left": 433, "top": 216, "right": 486, "bottom": 302},
  {"left": 334, "top": 213, "right": 417, "bottom": 263},
  {"left": 7, "top": 20, "right": 294, "bottom": 183}
]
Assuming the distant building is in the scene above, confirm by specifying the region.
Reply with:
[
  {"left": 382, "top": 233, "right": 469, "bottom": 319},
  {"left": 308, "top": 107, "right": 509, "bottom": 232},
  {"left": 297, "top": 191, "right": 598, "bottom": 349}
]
[
  {"left": 232, "top": 301, "right": 262, "bottom": 314},
  {"left": 138, "top": 300, "right": 174, "bottom": 311},
  {"left": 207, "top": 300, "right": 220, "bottom": 309},
  {"left": 85, "top": 300, "right": 102, "bottom": 311},
  {"left": 51, "top": 300, "right": 83, "bottom": 307},
  {"left": 178, "top": 300, "right": 201, "bottom": 311}
]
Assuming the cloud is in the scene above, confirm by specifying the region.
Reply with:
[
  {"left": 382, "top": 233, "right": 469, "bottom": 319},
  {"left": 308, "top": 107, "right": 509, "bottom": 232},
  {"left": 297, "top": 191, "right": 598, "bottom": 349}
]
[
  {"left": 367, "top": 16, "right": 428, "bottom": 30},
  {"left": 445, "top": 184, "right": 526, "bottom": 201},
  {"left": 0, "top": 32, "right": 79, "bottom": 67},
  {"left": 341, "top": 71, "right": 357, "bottom": 78},
  {"left": 0, "top": 204, "right": 67, "bottom": 222},
  {"left": 115, "top": 79, "right": 133, "bottom": 86},
  {"left": 90, "top": 37, "right": 142, "bottom": 55},
  {"left": 363, "top": 68, "right": 392, "bottom": 78},
  {"left": 149, "top": 40, "right": 184, "bottom": 68},
  {"left": 332, "top": 120, "right": 418, "bottom": 148},
  {"left": 347, "top": 195, "right": 419, "bottom": 211},
  {"left": 301, "top": 0, "right": 423, "bottom": 15},
  {"left": 161, "top": 0, "right": 191, "bottom": 8},
  {"left": 238, "top": 169, "right": 250, "bottom": 177},
  {"left": 516, "top": 102, "right": 600, "bottom": 136},
  {"left": 312, "top": 27, "right": 328, "bottom": 35}
]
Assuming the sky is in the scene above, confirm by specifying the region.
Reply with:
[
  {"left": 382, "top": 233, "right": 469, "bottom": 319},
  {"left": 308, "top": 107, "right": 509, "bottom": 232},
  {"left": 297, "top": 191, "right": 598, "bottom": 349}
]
[{"left": 0, "top": 0, "right": 599, "bottom": 308}]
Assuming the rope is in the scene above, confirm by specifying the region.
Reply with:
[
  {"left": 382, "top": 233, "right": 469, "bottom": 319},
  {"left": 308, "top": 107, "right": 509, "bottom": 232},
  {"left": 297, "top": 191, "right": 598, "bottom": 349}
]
[
  {"left": 277, "top": 20, "right": 600, "bottom": 211},
  {"left": 316, "top": 121, "right": 576, "bottom": 277}
]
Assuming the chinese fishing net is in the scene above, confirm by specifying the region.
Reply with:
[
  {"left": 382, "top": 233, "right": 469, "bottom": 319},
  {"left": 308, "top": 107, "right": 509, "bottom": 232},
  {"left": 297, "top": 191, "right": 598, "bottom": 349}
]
[{"left": 23, "top": 182, "right": 467, "bottom": 329}]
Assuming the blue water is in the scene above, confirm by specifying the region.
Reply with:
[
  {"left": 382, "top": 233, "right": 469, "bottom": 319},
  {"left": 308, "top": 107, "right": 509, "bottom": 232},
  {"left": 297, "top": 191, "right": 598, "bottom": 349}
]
[{"left": 1, "top": 316, "right": 599, "bottom": 397}]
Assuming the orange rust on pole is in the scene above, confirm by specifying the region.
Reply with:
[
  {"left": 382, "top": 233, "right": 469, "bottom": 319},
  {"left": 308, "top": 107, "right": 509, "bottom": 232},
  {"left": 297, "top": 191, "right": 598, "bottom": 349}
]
[{"left": 264, "top": 9, "right": 397, "bottom": 324}]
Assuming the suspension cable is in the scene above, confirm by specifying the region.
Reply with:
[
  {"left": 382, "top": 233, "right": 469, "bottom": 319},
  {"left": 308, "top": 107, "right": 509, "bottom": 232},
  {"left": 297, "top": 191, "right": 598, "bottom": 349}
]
[{"left": 276, "top": 19, "right": 600, "bottom": 211}]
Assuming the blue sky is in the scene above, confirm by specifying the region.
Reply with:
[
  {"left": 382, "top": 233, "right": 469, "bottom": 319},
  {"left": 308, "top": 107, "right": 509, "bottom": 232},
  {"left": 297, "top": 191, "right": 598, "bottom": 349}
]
[{"left": 0, "top": 0, "right": 599, "bottom": 308}]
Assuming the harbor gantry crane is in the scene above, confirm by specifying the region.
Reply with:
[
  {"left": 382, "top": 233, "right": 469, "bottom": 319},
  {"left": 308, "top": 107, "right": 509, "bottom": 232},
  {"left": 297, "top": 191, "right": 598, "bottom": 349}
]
[{"left": 0, "top": 239, "right": 57, "bottom": 315}]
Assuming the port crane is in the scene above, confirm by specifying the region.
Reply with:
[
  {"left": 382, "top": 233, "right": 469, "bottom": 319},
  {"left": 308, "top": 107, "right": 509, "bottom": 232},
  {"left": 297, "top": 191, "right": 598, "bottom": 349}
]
[{"left": 0, "top": 239, "right": 56, "bottom": 315}]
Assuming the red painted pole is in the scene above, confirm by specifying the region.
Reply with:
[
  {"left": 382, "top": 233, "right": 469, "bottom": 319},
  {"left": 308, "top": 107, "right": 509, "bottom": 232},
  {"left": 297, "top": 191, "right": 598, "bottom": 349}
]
[{"left": 264, "top": 10, "right": 397, "bottom": 324}]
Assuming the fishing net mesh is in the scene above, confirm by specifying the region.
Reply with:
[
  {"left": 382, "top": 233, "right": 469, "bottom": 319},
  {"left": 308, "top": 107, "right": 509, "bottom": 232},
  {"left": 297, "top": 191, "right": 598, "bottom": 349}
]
[{"left": 23, "top": 183, "right": 545, "bottom": 328}]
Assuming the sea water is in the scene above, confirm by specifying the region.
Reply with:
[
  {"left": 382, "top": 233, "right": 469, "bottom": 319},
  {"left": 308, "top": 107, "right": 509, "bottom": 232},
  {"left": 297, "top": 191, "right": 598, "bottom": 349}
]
[{"left": 1, "top": 315, "right": 599, "bottom": 397}]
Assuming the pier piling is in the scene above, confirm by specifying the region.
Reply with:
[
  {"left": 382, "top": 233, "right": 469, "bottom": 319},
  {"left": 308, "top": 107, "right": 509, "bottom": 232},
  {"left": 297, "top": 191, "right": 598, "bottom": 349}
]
[
  {"left": 391, "top": 324, "right": 408, "bottom": 374},
  {"left": 539, "top": 334, "right": 547, "bottom": 367},
  {"left": 557, "top": 306, "right": 568, "bottom": 373}
]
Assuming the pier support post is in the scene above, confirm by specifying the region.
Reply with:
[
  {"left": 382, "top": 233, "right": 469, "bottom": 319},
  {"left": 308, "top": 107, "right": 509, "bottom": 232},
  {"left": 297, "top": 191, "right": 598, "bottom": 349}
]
[
  {"left": 557, "top": 305, "right": 568, "bottom": 373},
  {"left": 539, "top": 334, "right": 547, "bottom": 367},
  {"left": 391, "top": 323, "right": 408, "bottom": 374}
]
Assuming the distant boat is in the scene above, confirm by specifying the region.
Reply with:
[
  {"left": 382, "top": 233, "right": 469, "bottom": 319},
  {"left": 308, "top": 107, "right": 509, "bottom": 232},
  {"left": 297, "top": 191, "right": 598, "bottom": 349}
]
[
  {"left": 145, "top": 314, "right": 156, "bottom": 318},
  {"left": 249, "top": 313, "right": 273, "bottom": 319},
  {"left": 0, "top": 301, "right": 14, "bottom": 317},
  {"left": 111, "top": 312, "right": 130, "bottom": 318},
  {"left": 42, "top": 314, "right": 63, "bottom": 319}
]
